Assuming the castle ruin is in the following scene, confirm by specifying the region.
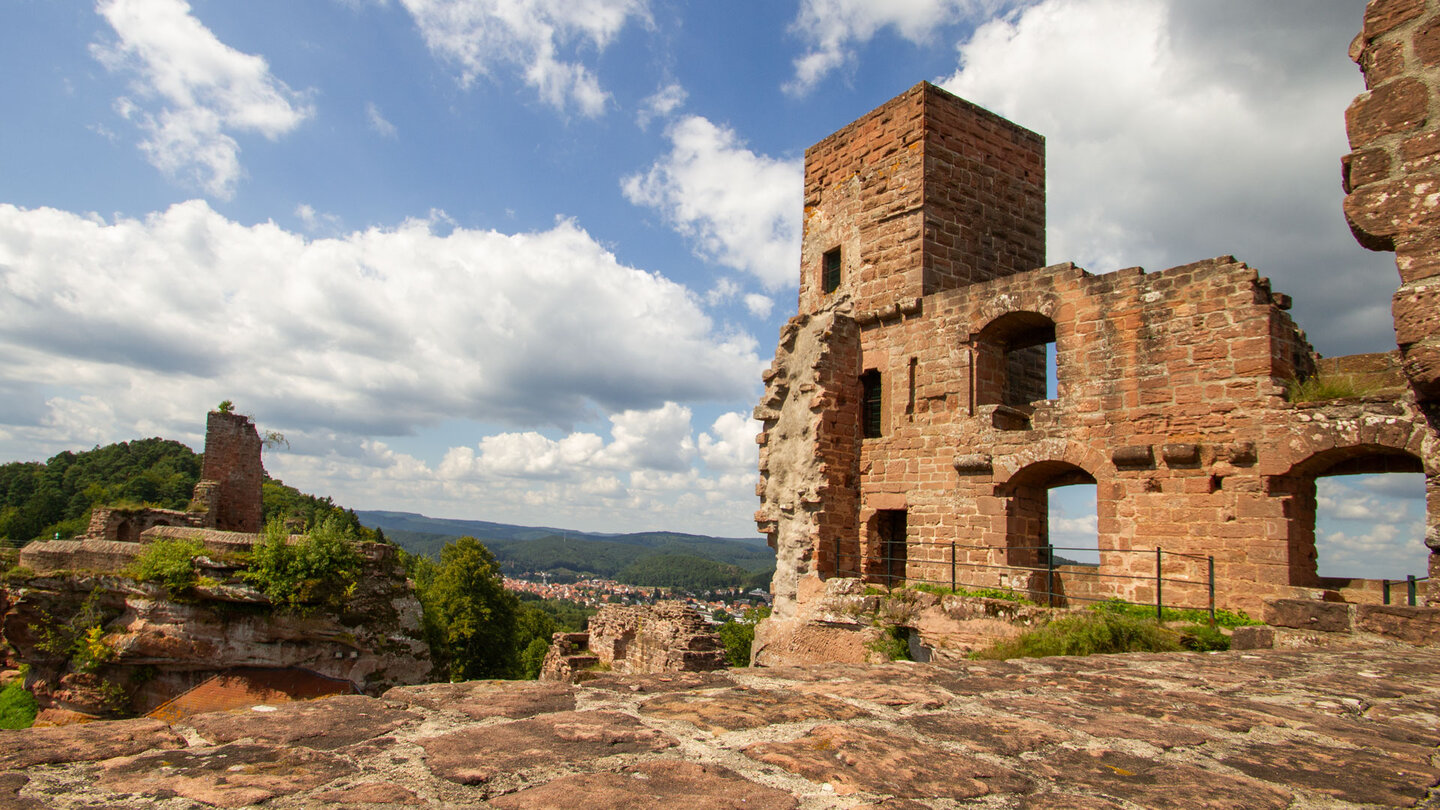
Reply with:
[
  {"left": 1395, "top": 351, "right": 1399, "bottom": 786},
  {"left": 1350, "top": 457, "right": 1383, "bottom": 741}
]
[{"left": 754, "top": 4, "right": 1440, "bottom": 663}]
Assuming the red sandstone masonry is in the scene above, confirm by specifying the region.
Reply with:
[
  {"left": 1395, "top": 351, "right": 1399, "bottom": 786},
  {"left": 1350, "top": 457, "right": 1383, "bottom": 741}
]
[
  {"left": 757, "top": 77, "right": 1439, "bottom": 644},
  {"left": 199, "top": 411, "right": 264, "bottom": 533}
]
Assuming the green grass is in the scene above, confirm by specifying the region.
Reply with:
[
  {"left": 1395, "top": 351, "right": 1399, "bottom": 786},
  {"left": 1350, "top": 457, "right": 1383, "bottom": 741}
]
[
  {"left": 1287, "top": 374, "right": 1379, "bottom": 403},
  {"left": 1090, "top": 598, "right": 1259, "bottom": 629},
  {"left": 908, "top": 582, "right": 1034, "bottom": 605},
  {"left": 971, "top": 611, "right": 1184, "bottom": 660},
  {"left": 0, "top": 682, "right": 37, "bottom": 729}
]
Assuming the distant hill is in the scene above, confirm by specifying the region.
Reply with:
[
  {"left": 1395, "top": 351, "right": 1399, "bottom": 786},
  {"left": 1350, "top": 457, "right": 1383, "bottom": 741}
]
[{"left": 358, "top": 510, "right": 775, "bottom": 590}]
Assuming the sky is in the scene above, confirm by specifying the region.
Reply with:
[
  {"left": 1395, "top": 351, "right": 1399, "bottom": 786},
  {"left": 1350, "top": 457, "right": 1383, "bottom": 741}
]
[{"left": 0, "top": 0, "right": 1428, "bottom": 576}]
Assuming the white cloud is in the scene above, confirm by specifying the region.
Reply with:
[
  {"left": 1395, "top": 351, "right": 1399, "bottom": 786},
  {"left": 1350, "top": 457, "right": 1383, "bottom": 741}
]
[
  {"left": 366, "top": 101, "right": 398, "bottom": 139},
  {"left": 939, "top": 0, "right": 1395, "bottom": 354},
  {"left": 743, "top": 293, "right": 774, "bottom": 319},
  {"left": 623, "top": 115, "right": 802, "bottom": 290},
  {"left": 705, "top": 278, "right": 740, "bottom": 306},
  {"left": 637, "top": 82, "right": 687, "bottom": 129},
  {"left": 786, "top": 0, "right": 1020, "bottom": 94},
  {"left": 395, "top": 0, "right": 650, "bottom": 117},
  {"left": 91, "top": 0, "right": 313, "bottom": 198},
  {"left": 0, "top": 201, "right": 761, "bottom": 463},
  {"left": 291, "top": 403, "right": 758, "bottom": 535}
]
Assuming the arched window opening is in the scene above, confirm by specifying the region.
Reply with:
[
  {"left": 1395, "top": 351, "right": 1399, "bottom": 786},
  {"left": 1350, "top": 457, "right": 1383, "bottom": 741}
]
[
  {"left": 1049, "top": 483, "right": 1099, "bottom": 567},
  {"left": 863, "top": 509, "right": 907, "bottom": 586},
  {"left": 1315, "top": 472, "right": 1426, "bottom": 580},
  {"left": 975, "top": 312, "right": 1057, "bottom": 411},
  {"left": 1001, "top": 462, "right": 1097, "bottom": 604},
  {"left": 1284, "top": 446, "right": 1428, "bottom": 595}
]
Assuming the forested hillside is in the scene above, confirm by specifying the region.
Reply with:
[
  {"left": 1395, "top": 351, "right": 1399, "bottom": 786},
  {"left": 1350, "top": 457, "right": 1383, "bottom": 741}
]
[
  {"left": 0, "top": 439, "right": 370, "bottom": 543},
  {"left": 360, "top": 510, "right": 775, "bottom": 591}
]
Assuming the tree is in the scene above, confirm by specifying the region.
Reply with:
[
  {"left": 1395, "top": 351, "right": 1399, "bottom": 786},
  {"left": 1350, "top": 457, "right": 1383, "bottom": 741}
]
[{"left": 425, "top": 536, "right": 519, "bottom": 681}]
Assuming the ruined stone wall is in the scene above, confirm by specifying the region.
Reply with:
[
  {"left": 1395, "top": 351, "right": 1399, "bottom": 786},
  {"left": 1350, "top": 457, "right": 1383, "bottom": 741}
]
[
  {"left": 539, "top": 603, "right": 725, "bottom": 681},
  {"left": 1343, "top": 0, "right": 1440, "bottom": 589},
  {"left": 199, "top": 410, "right": 264, "bottom": 533},
  {"left": 1344, "top": 0, "right": 1440, "bottom": 401},
  {"left": 757, "top": 78, "right": 1440, "bottom": 651},
  {"left": 83, "top": 506, "right": 205, "bottom": 544}
]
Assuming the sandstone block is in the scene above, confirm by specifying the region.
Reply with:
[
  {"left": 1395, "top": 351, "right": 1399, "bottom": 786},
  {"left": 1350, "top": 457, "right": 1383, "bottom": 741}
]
[
  {"left": 1401, "top": 340, "right": 1440, "bottom": 398},
  {"left": 1264, "top": 599, "right": 1353, "bottom": 632},
  {"left": 1365, "top": 0, "right": 1427, "bottom": 40},
  {"left": 1230, "top": 625, "right": 1275, "bottom": 650},
  {"left": 1392, "top": 281, "right": 1440, "bottom": 345},
  {"left": 1355, "top": 604, "right": 1440, "bottom": 643}
]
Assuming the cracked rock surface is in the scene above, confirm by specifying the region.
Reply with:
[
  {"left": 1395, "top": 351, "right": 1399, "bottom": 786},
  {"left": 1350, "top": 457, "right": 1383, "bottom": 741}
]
[{"left": 2, "top": 645, "right": 1439, "bottom": 808}]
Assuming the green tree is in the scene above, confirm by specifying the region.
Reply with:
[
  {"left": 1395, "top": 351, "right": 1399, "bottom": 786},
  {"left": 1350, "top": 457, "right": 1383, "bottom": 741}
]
[
  {"left": 425, "top": 536, "right": 519, "bottom": 681},
  {"left": 717, "top": 606, "right": 770, "bottom": 667}
]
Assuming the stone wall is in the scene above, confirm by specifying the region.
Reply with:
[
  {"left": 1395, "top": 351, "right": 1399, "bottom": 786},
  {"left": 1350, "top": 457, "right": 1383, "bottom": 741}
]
[
  {"left": 539, "top": 603, "right": 725, "bottom": 682},
  {"left": 199, "top": 411, "right": 264, "bottom": 533},
  {"left": 756, "top": 76, "right": 1440, "bottom": 663}
]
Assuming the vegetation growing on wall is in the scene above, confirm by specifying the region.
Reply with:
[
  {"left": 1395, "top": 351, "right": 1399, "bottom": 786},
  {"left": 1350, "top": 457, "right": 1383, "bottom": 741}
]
[{"left": 243, "top": 516, "right": 363, "bottom": 611}]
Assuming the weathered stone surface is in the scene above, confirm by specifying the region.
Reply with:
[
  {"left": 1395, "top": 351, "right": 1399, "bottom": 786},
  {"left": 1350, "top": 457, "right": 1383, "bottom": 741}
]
[
  {"left": 489, "top": 760, "right": 798, "bottom": 810},
  {"left": 383, "top": 679, "right": 575, "bottom": 719},
  {"left": 419, "top": 710, "right": 676, "bottom": 785},
  {"left": 310, "top": 782, "right": 422, "bottom": 805},
  {"left": 98, "top": 742, "right": 355, "bottom": 807},
  {"left": 1264, "top": 598, "right": 1352, "bottom": 632},
  {"left": 638, "top": 687, "right": 869, "bottom": 733},
  {"left": 743, "top": 723, "right": 1031, "bottom": 799},
  {"left": 1216, "top": 739, "right": 1440, "bottom": 806},
  {"left": 0, "top": 717, "right": 184, "bottom": 768},
  {"left": 0, "top": 773, "right": 45, "bottom": 810},
  {"left": 1347, "top": 78, "right": 1430, "bottom": 148},
  {"left": 2, "top": 646, "right": 1440, "bottom": 808},
  {"left": 906, "top": 713, "right": 1072, "bottom": 755},
  {"left": 185, "top": 694, "right": 418, "bottom": 750},
  {"left": 1230, "top": 624, "right": 1274, "bottom": 649},
  {"left": 1030, "top": 749, "right": 1292, "bottom": 809},
  {"left": 580, "top": 670, "right": 734, "bottom": 694},
  {"left": 1365, "top": 0, "right": 1426, "bottom": 38}
]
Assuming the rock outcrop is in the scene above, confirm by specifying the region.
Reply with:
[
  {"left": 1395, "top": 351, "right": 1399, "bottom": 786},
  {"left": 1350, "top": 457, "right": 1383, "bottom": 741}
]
[
  {"left": 1, "top": 409, "right": 432, "bottom": 720},
  {"left": 1, "top": 645, "right": 1438, "bottom": 807}
]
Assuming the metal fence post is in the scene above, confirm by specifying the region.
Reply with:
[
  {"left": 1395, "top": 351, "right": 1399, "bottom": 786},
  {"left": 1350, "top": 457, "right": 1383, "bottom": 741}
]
[
  {"left": 1208, "top": 555, "right": 1215, "bottom": 628},
  {"left": 1382, "top": 579, "right": 1391, "bottom": 605},
  {"left": 1408, "top": 575, "right": 1417, "bottom": 607},
  {"left": 1046, "top": 546, "right": 1055, "bottom": 608},
  {"left": 950, "top": 542, "right": 956, "bottom": 593},
  {"left": 1155, "top": 547, "right": 1163, "bottom": 622}
]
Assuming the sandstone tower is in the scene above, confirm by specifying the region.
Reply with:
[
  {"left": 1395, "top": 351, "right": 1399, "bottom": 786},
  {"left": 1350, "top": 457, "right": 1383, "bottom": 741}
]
[{"left": 197, "top": 410, "right": 264, "bottom": 533}]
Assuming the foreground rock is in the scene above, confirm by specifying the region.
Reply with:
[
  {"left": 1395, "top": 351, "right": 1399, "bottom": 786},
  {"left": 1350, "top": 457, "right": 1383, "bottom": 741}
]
[{"left": 2, "top": 644, "right": 1438, "bottom": 808}]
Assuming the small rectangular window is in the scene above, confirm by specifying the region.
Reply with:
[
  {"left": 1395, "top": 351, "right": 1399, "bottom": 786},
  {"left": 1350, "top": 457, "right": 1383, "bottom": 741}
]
[
  {"left": 861, "top": 370, "right": 882, "bottom": 438},
  {"left": 822, "top": 248, "right": 841, "bottom": 294}
]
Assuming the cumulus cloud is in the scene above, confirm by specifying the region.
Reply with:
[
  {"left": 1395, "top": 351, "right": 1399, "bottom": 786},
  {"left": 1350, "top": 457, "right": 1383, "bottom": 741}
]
[
  {"left": 0, "top": 201, "right": 761, "bottom": 464},
  {"left": 395, "top": 0, "right": 650, "bottom": 117},
  {"left": 786, "top": 0, "right": 1021, "bottom": 94},
  {"left": 623, "top": 115, "right": 802, "bottom": 289},
  {"left": 291, "top": 403, "right": 760, "bottom": 535},
  {"left": 1313, "top": 475, "right": 1425, "bottom": 578},
  {"left": 91, "top": 0, "right": 313, "bottom": 198},
  {"left": 939, "top": 0, "right": 1395, "bottom": 354},
  {"left": 743, "top": 294, "right": 774, "bottom": 319},
  {"left": 637, "top": 82, "right": 687, "bottom": 130}
]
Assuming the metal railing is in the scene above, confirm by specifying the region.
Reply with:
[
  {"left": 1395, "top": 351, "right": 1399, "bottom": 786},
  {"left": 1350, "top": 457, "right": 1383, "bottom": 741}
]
[
  {"left": 1382, "top": 575, "right": 1431, "bottom": 606},
  {"left": 837, "top": 540, "right": 1217, "bottom": 623}
]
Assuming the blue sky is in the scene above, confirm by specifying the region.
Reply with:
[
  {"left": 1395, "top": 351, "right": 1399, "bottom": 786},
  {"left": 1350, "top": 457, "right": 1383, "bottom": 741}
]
[{"left": 0, "top": 0, "right": 1427, "bottom": 576}]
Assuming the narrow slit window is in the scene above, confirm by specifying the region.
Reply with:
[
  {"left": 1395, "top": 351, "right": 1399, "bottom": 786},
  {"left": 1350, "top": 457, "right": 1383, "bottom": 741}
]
[
  {"left": 861, "top": 370, "right": 882, "bottom": 438},
  {"left": 822, "top": 248, "right": 841, "bottom": 294}
]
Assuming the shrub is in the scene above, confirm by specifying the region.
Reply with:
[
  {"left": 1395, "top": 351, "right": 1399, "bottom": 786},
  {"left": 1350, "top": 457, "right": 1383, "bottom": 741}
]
[
  {"left": 127, "top": 538, "right": 207, "bottom": 597},
  {"left": 1177, "top": 622, "right": 1230, "bottom": 652},
  {"left": 867, "top": 625, "right": 912, "bottom": 661},
  {"left": 971, "top": 611, "right": 1183, "bottom": 660},
  {"left": 717, "top": 606, "right": 771, "bottom": 667},
  {"left": 0, "top": 683, "right": 37, "bottom": 729},
  {"left": 243, "top": 516, "right": 362, "bottom": 611}
]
